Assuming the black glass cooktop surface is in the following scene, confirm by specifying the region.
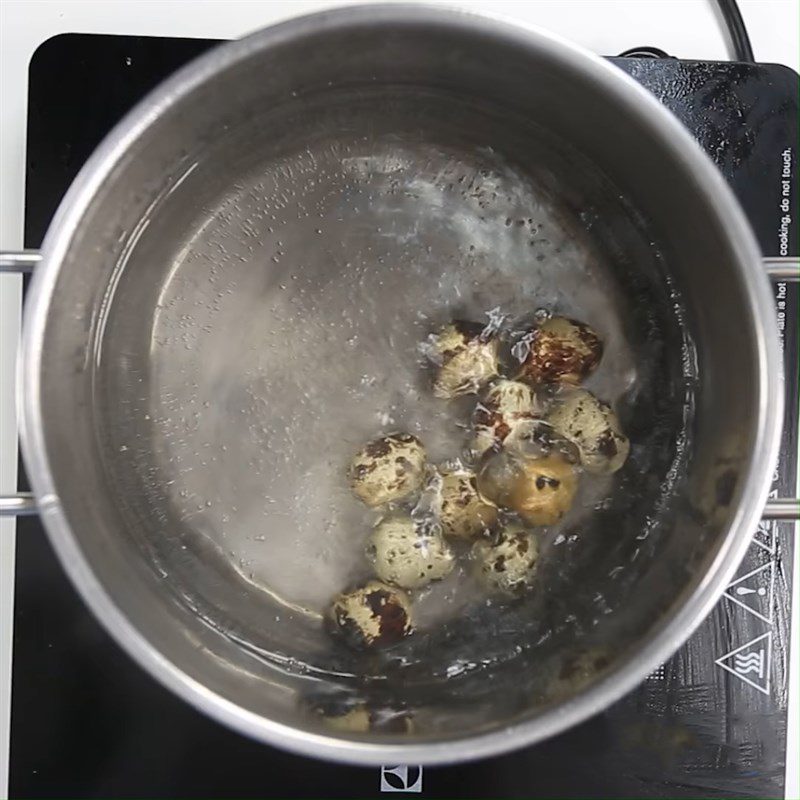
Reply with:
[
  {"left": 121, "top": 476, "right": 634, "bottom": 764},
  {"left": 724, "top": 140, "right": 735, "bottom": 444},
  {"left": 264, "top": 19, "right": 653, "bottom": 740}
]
[{"left": 11, "top": 33, "right": 798, "bottom": 799}]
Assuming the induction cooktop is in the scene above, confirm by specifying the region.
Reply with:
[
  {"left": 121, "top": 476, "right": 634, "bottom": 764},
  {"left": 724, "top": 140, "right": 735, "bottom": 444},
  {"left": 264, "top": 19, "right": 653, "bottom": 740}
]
[{"left": 10, "top": 34, "right": 798, "bottom": 799}]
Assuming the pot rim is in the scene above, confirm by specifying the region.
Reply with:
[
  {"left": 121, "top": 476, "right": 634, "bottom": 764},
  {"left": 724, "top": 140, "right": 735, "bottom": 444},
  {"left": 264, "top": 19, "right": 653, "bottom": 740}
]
[{"left": 19, "top": 3, "right": 783, "bottom": 766}]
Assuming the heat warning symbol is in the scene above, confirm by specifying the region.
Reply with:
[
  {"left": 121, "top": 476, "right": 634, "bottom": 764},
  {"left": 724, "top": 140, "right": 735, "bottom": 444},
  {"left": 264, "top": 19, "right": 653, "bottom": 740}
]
[{"left": 715, "top": 631, "right": 772, "bottom": 695}]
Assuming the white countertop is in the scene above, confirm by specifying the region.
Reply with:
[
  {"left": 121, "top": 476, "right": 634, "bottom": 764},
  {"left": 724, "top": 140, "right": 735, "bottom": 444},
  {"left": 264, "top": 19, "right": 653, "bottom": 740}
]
[{"left": 1, "top": 2, "right": 797, "bottom": 797}]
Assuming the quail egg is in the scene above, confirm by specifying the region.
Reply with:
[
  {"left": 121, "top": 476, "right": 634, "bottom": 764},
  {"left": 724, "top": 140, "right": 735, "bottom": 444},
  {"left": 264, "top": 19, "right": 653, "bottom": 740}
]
[
  {"left": 328, "top": 706, "right": 415, "bottom": 734},
  {"left": 436, "top": 468, "right": 498, "bottom": 539},
  {"left": 546, "top": 389, "right": 630, "bottom": 474},
  {"left": 312, "top": 703, "right": 414, "bottom": 734},
  {"left": 549, "top": 647, "right": 612, "bottom": 700},
  {"left": 516, "top": 316, "right": 602, "bottom": 386},
  {"left": 477, "top": 449, "right": 577, "bottom": 526},
  {"left": 473, "top": 524, "right": 539, "bottom": 594},
  {"left": 426, "top": 321, "right": 499, "bottom": 399},
  {"left": 318, "top": 706, "right": 372, "bottom": 733},
  {"left": 368, "top": 514, "right": 455, "bottom": 589},
  {"left": 472, "top": 379, "right": 540, "bottom": 456},
  {"left": 329, "top": 580, "right": 413, "bottom": 649},
  {"left": 348, "top": 433, "right": 427, "bottom": 507}
]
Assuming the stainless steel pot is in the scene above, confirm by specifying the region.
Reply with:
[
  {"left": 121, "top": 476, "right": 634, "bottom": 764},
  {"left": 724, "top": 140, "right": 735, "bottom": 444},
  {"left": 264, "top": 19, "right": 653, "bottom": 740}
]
[{"left": 1, "top": 5, "right": 798, "bottom": 766}]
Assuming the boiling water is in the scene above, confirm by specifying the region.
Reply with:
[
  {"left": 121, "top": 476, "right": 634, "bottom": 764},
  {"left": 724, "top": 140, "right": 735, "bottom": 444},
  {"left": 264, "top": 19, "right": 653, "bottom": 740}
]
[{"left": 94, "top": 91, "right": 693, "bottom": 686}]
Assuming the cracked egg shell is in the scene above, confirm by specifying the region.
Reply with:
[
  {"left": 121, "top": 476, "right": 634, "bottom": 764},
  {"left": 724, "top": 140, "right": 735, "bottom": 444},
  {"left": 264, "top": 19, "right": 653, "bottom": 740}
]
[
  {"left": 348, "top": 433, "right": 427, "bottom": 507},
  {"left": 477, "top": 450, "right": 577, "bottom": 527},
  {"left": 472, "top": 380, "right": 540, "bottom": 456},
  {"left": 329, "top": 580, "right": 413, "bottom": 649},
  {"left": 546, "top": 389, "right": 629, "bottom": 474},
  {"left": 517, "top": 316, "right": 602, "bottom": 387},
  {"left": 428, "top": 321, "right": 499, "bottom": 399},
  {"left": 437, "top": 468, "right": 498, "bottom": 539},
  {"left": 473, "top": 524, "right": 539, "bottom": 594},
  {"left": 368, "top": 515, "right": 455, "bottom": 589}
]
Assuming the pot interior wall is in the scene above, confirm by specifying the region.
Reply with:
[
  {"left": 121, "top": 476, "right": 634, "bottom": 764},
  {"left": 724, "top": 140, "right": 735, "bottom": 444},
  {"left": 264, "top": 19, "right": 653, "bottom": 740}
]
[{"left": 31, "top": 15, "right": 763, "bottom": 745}]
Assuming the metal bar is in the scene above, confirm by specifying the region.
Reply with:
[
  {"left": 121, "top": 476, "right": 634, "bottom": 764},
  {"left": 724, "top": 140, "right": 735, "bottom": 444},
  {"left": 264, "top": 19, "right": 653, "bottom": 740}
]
[
  {"left": 1, "top": 252, "right": 39, "bottom": 520},
  {"left": 764, "top": 256, "right": 800, "bottom": 281},
  {"left": 762, "top": 257, "right": 800, "bottom": 521},
  {"left": 762, "top": 498, "right": 800, "bottom": 521},
  {"left": 0, "top": 493, "right": 38, "bottom": 517},
  {"left": 0, "top": 250, "right": 41, "bottom": 274}
]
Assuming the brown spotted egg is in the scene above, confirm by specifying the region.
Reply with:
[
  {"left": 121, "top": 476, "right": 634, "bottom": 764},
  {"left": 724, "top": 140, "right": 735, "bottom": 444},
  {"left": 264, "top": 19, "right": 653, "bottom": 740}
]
[
  {"left": 426, "top": 321, "right": 499, "bottom": 399},
  {"left": 329, "top": 580, "right": 413, "bottom": 649},
  {"left": 368, "top": 514, "right": 455, "bottom": 589},
  {"left": 317, "top": 706, "right": 372, "bottom": 733},
  {"left": 516, "top": 316, "right": 602, "bottom": 386},
  {"left": 548, "top": 647, "right": 613, "bottom": 700},
  {"left": 436, "top": 468, "right": 497, "bottom": 540},
  {"left": 477, "top": 449, "right": 577, "bottom": 527},
  {"left": 546, "top": 389, "right": 629, "bottom": 474},
  {"left": 473, "top": 524, "right": 539, "bottom": 594},
  {"left": 348, "top": 433, "right": 427, "bottom": 507},
  {"left": 306, "top": 696, "right": 416, "bottom": 734},
  {"left": 318, "top": 705, "right": 415, "bottom": 734},
  {"left": 472, "top": 379, "right": 540, "bottom": 456}
]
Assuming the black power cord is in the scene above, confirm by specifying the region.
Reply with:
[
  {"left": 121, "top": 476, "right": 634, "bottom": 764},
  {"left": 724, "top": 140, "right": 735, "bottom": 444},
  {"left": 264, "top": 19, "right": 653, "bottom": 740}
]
[
  {"left": 618, "top": 46, "right": 674, "bottom": 59},
  {"left": 618, "top": 0, "right": 755, "bottom": 63},
  {"left": 715, "top": 0, "right": 756, "bottom": 62}
]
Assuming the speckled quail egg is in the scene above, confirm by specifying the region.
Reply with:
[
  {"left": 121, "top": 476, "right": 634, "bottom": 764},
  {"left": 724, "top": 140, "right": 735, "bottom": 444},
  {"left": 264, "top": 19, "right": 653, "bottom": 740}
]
[
  {"left": 348, "top": 433, "right": 427, "bottom": 507},
  {"left": 477, "top": 449, "right": 578, "bottom": 526},
  {"left": 318, "top": 706, "right": 372, "bottom": 733},
  {"left": 516, "top": 316, "right": 602, "bottom": 386},
  {"left": 312, "top": 703, "right": 414, "bottom": 734},
  {"left": 368, "top": 515, "right": 455, "bottom": 589},
  {"left": 472, "top": 379, "right": 540, "bottom": 456},
  {"left": 436, "top": 468, "right": 498, "bottom": 539},
  {"left": 548, "top": 647, "right": 612, "bottom": 700},
  {"left": 329, "top": 580, "right": 413, "bottom": 649},
  {"left": 546, "top": 389, "right": 630, "bottom": 474},
  {"left": 473, "top": 524, "right": 539, "bottom": 594},
  {"left": 426, "top": 321, "right": 499, "bottom": 399}
]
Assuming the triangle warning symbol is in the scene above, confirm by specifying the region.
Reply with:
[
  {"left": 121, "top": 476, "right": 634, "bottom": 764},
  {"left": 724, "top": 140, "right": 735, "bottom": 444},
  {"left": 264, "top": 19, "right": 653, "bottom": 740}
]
[
  {"left": 723, "top": 560, "right": 775, "bottom": 623},
  {"left": 715, "top": 631, "right": 772, "bottom": 695}
]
